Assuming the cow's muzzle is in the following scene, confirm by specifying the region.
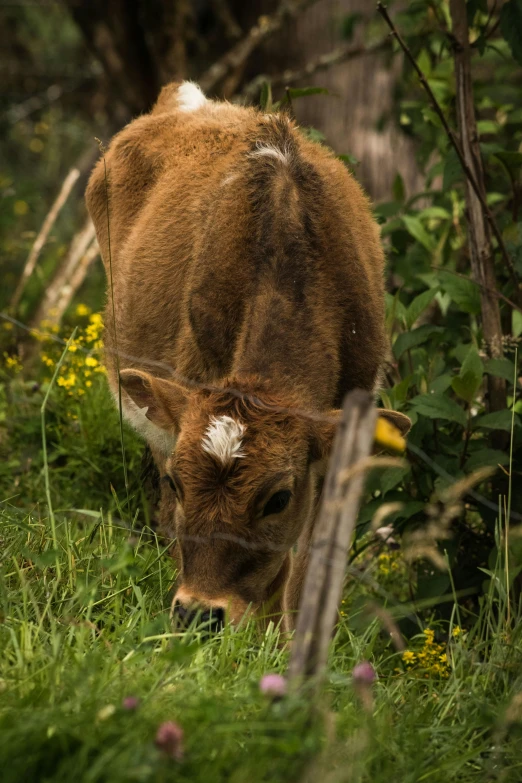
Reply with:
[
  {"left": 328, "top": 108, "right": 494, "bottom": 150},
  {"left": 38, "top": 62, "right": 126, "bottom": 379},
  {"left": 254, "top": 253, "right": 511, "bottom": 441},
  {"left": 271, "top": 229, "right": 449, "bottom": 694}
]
[{"left": 172, "top": 601, "right": 225, "bottom": 633}]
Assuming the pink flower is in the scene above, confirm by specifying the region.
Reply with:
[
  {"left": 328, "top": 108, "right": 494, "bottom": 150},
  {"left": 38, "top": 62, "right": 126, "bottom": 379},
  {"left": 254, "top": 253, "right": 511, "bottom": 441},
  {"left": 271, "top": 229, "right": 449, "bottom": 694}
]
[
  {"left": 155, "top": 721, "right": 184, "bottom": 761},
  {"left": 259, "top": 673, "right": 287, "bottom": 698},
  {"left": 122, "top": 696, "right": 140, "bottom": 711},
  {"left": 352, "top": 661, "right": 377, "bottom": 685}
]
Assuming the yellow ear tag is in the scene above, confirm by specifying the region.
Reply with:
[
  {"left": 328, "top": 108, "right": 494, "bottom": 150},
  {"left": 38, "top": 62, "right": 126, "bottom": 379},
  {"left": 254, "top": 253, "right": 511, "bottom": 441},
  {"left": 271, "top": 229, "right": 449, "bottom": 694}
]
[{"left": 374, "top": 417, "right": 406, "bottom": 452}]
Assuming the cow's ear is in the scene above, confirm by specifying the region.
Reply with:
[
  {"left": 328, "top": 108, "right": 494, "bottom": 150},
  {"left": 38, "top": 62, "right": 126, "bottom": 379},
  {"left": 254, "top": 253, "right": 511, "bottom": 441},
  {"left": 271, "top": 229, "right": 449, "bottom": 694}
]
[
  {"left": 376, "top": 409, "right": 411, "bottom": 436},
  {"left": 310, "top": 407, "right": 412, "bottom": 464},
  {"left": 119, "top": 369, "right": 188, "bottom": 431},
  {"left": 309, "top": 410, "right": 342, "bottom": 464}
]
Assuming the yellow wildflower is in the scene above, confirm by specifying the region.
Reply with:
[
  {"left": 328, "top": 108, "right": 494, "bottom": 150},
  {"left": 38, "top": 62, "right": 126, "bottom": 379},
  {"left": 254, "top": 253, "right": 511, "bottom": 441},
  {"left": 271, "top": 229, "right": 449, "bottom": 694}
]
[
  {"left": 68, "top": 343, "right": 79, "bottom": 353},
  {"left": 452, "top": 626, "right": 463, "bottom": 638},
  {"left": 4, "top": 353, "right": 22, "bottom": 373},
  {"left": 423, "top": 629, "right": 435, "bottom": 645},
  {"left": 85, "top": 356, "right": 99, "bottom": 368},
  {"left": 57, "top": 372, "right": 77, "bottom": 389},
  {"left": 75, "top": 304, "right": 91, "bottom": 317},
  {"left": 89, "top": 313, "right": 103, "bottom": 326},
  {"left": 3, "top": 322, "right": 13, "bottom": 331},
  {"left": 402, "top": 651, "right": 416, "bottom": 664}
]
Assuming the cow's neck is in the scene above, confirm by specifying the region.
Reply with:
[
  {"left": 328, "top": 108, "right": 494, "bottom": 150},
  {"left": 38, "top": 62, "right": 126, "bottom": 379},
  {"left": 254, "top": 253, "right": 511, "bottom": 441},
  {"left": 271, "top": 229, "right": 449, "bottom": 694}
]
[{"left": 230, "top": 288, "right": 336, "bottom": 411}]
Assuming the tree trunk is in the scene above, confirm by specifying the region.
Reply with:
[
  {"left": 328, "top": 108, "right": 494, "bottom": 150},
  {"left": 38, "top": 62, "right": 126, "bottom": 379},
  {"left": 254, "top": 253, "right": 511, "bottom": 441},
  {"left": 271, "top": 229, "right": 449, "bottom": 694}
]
[{"left": 449, "top": 0, "right": 507, "bottom": 415}]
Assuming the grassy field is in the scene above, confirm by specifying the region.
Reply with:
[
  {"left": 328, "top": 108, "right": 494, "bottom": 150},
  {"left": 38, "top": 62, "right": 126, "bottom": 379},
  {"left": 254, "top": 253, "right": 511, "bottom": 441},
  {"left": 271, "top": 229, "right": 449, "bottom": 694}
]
[{"left": 1, "top": 314, "right": 521, "bottom": 783}]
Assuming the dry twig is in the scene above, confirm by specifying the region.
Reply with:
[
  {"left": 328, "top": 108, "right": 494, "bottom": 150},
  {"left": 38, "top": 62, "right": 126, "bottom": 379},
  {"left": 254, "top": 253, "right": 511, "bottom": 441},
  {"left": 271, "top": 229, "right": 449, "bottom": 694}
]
[
  {"left": 10, "top": 167, "right": 80, "bottom": 311},
  {"left": 31, "top": 217, "right": 96, "bottom": 327},
  {"left": 240, "top": 38, "right": 390, "bottom": 103},
  {"left": 200, "top": 0, "right": 320, "bottom": 96}
]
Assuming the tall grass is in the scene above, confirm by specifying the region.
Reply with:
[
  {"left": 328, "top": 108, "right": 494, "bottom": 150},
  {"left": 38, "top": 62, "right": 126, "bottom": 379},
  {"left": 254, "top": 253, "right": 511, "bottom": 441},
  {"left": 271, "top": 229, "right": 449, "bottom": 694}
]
[{"left": 0, "top": 343, "right": 521, "bottom": 782}]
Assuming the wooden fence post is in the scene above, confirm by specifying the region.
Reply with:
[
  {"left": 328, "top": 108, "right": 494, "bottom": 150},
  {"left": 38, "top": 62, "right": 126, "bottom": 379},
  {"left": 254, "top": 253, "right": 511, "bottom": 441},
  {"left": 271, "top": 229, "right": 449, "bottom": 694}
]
[{"left": 288, "top": 389, "right": 376, "bottom": 687}]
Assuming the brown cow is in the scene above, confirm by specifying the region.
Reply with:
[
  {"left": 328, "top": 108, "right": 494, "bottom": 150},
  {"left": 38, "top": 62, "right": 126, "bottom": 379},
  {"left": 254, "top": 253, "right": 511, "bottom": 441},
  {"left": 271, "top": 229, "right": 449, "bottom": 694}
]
[{"left": 86, "top": 81, "right": 410, "bottom": 632}]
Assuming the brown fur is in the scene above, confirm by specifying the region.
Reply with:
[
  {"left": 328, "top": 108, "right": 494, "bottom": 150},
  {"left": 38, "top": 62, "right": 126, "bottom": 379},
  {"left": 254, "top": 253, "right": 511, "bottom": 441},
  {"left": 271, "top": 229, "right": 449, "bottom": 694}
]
[{"left": 86, "top": 81, "right": 410, "bottom": 630}]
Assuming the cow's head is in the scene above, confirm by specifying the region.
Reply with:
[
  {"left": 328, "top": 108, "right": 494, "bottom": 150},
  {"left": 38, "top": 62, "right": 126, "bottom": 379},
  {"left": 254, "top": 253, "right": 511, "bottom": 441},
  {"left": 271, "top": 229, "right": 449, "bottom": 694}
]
[{"left": 120, "top": 369, "right": 410, "bottom": 630}]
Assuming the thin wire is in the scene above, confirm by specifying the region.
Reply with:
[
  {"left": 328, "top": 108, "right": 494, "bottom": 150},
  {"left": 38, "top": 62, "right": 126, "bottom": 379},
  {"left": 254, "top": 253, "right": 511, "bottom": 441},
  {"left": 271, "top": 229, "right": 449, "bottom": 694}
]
[{"left": 2, "top": 308, "right": 520, "bottom": 524}]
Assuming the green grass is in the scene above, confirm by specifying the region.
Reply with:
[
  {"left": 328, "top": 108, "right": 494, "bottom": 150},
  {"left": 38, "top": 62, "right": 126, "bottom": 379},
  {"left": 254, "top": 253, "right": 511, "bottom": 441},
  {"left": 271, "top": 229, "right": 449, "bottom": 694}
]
[{"left": 1, "top": 342, "right": 522, "bottom": 782}]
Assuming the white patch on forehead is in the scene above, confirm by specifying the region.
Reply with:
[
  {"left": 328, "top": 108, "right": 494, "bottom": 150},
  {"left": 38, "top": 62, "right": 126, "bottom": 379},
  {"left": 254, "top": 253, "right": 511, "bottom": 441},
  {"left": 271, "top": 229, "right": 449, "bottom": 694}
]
[
  {"left": 201, "top": 415, "right": 246, "bottom": 464},
  {"left": 177, "top": 81, "right": 208, "bottom": 112},
  {"left": 221, "top": 172, "right": 238, "bottom": 187},
  {"left": 250, "top": 143, "right": 290, "bottom": 165}
]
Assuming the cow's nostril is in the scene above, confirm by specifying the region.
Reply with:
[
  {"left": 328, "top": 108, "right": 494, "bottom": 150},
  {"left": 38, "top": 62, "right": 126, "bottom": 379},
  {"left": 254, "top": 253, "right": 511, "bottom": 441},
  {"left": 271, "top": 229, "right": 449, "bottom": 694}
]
[
  {"left": 200, "top": 607, "right": 225, "bottom": 632},
  {"left": 173, "top": 601, "right": 190, "bottom": 622},
  {"left": 173, "top": 602, "right": 225, "bottom": 633}
]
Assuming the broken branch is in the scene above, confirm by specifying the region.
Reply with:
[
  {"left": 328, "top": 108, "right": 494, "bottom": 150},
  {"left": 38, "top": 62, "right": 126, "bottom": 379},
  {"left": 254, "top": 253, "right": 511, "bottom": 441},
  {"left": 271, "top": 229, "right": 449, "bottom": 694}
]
[
  {"left": 10, "top": 167, "right": 80, "bottom": 312},
  {"left": 200, "top": 0, "right": 320, "bottom": 95},
  {"left": 240, "top": 38, "right": 390, "bottom": 103}
]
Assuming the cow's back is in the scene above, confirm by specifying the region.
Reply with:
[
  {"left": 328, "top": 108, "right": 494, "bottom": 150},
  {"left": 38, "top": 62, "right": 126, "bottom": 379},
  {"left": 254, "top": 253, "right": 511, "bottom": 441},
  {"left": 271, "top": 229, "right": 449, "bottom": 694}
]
[{"left": 86, "top": 82, "right": 386, "bottom": 409}]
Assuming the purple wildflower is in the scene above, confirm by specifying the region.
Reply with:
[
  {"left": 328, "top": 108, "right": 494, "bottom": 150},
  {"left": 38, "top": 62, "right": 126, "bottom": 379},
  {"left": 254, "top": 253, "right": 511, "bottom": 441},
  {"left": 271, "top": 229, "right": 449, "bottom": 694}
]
[
  {"left": 259, "top": 673, "right": 287, "bottom": 698},
  {"left": 352, "top": 661, "right": 378, "bottom": 685},
  {"left": 122, "top": 696, "right": 140, "bottom": 711},
  {"left": 155, "top": 721, "right": 184, "bottom": 761}
]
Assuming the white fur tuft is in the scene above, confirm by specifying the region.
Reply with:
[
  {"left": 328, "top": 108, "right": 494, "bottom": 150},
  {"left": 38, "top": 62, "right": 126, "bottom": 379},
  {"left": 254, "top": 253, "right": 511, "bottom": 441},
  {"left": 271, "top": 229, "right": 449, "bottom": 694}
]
[
  {"left": 201, "top": 415, "right": 246, "bottom": 464},
  {"left": 250, "top": 143, "right": 290, "bottom": 165},
  {"left": 177, "top": 81, "right": 208, "bottom": 112}
]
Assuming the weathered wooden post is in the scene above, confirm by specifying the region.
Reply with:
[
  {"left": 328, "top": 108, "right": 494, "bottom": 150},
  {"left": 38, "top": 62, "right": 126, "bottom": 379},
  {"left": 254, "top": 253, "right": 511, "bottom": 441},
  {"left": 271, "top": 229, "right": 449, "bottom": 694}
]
[{"left": 288, "top": 388, "right": 376, "bottom": 686}]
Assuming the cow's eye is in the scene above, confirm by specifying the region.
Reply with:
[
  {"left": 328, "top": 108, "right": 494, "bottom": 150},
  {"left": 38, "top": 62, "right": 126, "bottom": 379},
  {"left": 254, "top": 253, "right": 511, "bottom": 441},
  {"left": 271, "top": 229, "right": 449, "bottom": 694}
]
[
  {"left": 163, "top": 475, "right": 178, "bottom": 495},
  {"left": 262, "top": 490, "right": 292, "bottom": 517}
]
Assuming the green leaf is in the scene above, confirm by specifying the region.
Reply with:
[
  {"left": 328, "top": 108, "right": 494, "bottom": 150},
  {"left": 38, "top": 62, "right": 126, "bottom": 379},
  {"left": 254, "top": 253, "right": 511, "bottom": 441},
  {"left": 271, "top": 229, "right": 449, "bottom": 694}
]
[
  {"left": 416, "top": 573, "right": 451, "bottom": 600},
  {"left": 477, "top": 120, "right": 499, "bottom": 136},
  {"left": 467, "top": 0, "right": 488, "bottom": 25},
  {"left": 465, "top": 449, "right": 510, "bottom": 472},
  {"left": 500, "top": 0, "right": 522, "bottom": 65},
  {"left": 493, "top": 151, "right": 522, "bottom": 180},
  {"left": 341, "top": 12, "right": 363, "bottom": 41},
  {"left": 417, "top": 206, "right": 451, "bottom": 221},
  {"left": 378, "top": 466, "right": 411, "bottom": 496},
  {"left": 393, "top": 325, "right": 444, "bottom": 360},
  {"left": 410, "top": 392, "right": 467, "bottom": 427},
  {"left": 402, "top": 215, "right": 436, "bottom": 251},
  {"left": 452, "top": 372, "right": 481, "bottom": 403},
  {"left": 461, "top": 346, "right": 484, "bottom": 381},
  {"left": 443, "top": 147, "right": 463, "bottom": 190},
  {"left": 392, "top": 173, "right": 406, "bottom": 204},
  {"left": 385, "top": 291, "right": 407, "bottom": 328},
  {"left": 259, "top": 81, "right": 273, "bottom": 111},
  {"left": 338, "top": 152, "right": 359, "bottom": 168},
  {"left": 485, "top": 358, "right": 516, "bottom": 383},
  {"left": 513, "top": 309, "right": 522, "bottom": 338},
  {"left": 405, "top": 288, "right": 438, "bottom": 329},
  {"left": 416, "top": 49, "right": 431, "bottom": 78},
  {"left": 301, "top": 126, "right": 326, "bottom": 144},
  {"left": 452, "top": 348, "right": 484, "bottom": 403},
  {"left": 429, "top": 373, "right": 453, "bottom": 394},
  {"left": 286, "top": 86, "right": 329, "bottom": 100},
  {"left": 475, "top": 410, "right": 520, "bottom": 432},
  {"left": 439, "top": 271, "right": 481, "bottom": 315},
  {"left": 374, "top": 201, "right": 402, "bottom": 219}
]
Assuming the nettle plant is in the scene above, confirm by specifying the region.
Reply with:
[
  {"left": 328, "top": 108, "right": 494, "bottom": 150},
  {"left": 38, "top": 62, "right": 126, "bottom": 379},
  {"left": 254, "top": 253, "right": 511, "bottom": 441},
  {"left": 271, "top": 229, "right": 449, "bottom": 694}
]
[{"left": 360, "top": 0, "right": 522, "bottom": 607}]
